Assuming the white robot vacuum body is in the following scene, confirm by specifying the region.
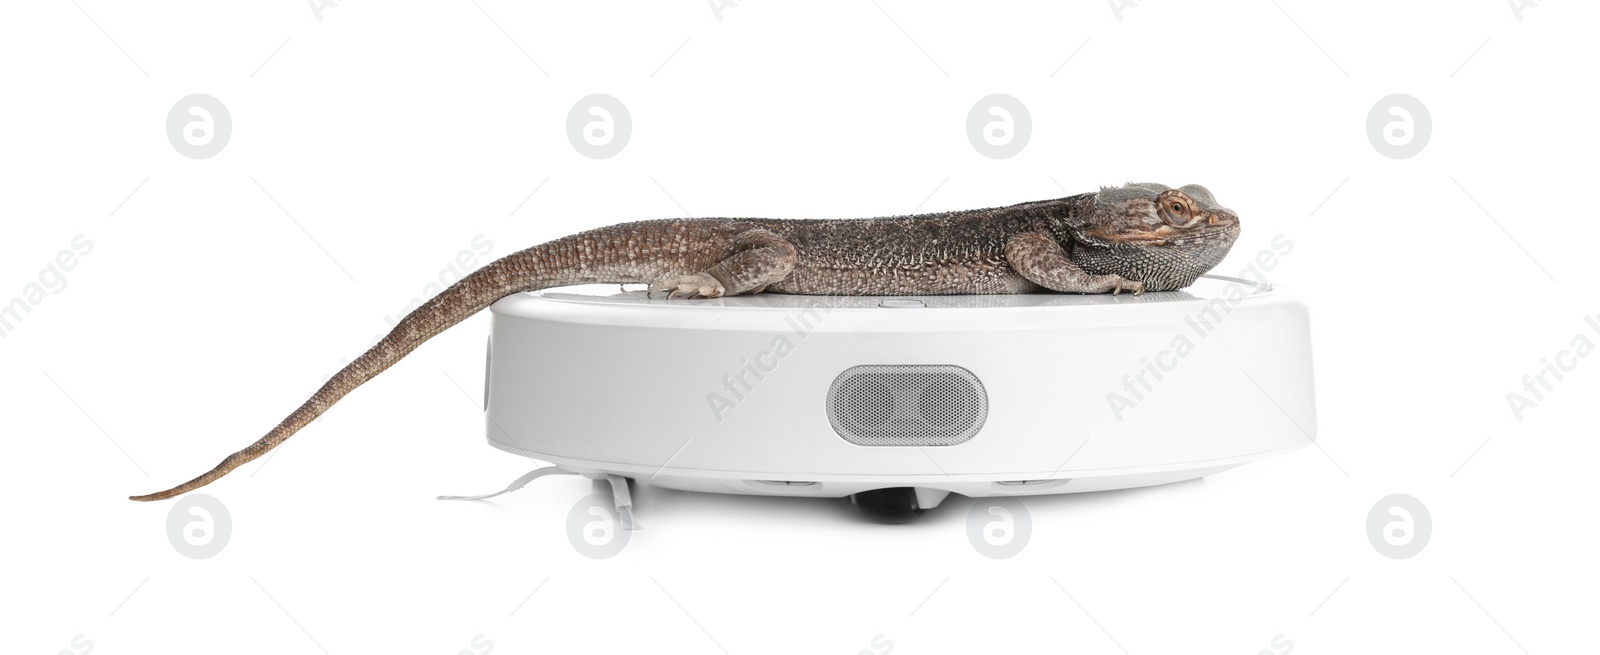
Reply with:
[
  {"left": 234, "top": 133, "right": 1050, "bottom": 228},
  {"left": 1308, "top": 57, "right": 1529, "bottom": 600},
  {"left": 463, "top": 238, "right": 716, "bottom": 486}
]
[{"left": 482, "top": 276, "right": 1315, "bottom": 518}]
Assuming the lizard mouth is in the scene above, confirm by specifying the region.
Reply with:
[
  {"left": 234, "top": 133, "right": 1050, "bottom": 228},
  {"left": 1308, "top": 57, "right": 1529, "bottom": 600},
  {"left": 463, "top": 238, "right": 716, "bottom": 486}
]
[
  {"left": 1088, "top": 218, "right": 1238, "bottom": 245},
  {"left": 1086, "top": 225, "right": 1186, "bottom": 245}
]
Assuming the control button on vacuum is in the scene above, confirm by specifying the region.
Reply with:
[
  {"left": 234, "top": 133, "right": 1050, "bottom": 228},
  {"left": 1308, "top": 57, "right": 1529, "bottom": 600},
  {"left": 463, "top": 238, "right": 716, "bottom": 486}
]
[{"left": 879, "top": 298, "right": 925, "bottom": 308}]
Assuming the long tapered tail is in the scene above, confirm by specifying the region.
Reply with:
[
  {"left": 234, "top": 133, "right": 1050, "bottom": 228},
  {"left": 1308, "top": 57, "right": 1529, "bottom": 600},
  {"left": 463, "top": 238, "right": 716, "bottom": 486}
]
[{"left": 130, "top": 243, "right": 567, "bottom": 501}]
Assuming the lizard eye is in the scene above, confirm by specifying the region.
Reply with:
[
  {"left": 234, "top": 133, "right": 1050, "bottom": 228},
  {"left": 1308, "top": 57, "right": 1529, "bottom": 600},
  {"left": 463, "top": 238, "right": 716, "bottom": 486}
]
[{"left": 1156, "top": 190, "right": 1200, "bottom": 227}]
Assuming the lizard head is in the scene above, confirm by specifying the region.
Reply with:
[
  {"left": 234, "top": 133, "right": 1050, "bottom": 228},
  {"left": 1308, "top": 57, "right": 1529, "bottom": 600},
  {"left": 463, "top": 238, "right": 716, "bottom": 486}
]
[{"left": 1064, "top": 182, "right": 1242, "bottom": 291}]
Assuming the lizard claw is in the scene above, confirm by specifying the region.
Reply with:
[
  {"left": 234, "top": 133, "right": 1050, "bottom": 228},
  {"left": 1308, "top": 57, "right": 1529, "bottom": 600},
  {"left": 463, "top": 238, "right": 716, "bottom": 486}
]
[
  {"left": 650, "top": 273, "right": 726, "bottom": 301},
  {"left": 1113, "top": 278, "right": 1146, "bottom": 296}
]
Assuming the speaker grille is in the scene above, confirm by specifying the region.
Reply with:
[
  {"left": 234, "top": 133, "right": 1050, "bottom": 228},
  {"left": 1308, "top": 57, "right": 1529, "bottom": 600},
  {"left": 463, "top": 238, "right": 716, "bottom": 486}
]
[{"left": 826, "top": 365, "right": 987, "bottom": 446}]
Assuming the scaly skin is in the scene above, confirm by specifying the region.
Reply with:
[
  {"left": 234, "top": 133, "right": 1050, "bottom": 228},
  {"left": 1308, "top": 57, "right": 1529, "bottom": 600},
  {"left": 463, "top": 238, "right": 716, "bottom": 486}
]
[{"left": 130, "top": 182, "right": 1240, "bottom": 501}]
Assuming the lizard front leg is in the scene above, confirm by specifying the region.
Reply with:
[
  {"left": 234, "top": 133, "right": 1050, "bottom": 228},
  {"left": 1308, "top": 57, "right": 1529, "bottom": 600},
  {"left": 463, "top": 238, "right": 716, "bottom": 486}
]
[
  {"left": 1004, "top": 231, "right": 1144, "bottom": 295},
  {"left": 650, "top": 228, "right": 797, "bottom": 299}
]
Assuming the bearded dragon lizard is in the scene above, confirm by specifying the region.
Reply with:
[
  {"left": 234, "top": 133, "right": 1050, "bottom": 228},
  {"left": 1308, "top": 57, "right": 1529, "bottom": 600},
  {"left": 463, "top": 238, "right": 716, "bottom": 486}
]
[{"left": 131, "top": 182, "right": 1241, "bottom": 501}]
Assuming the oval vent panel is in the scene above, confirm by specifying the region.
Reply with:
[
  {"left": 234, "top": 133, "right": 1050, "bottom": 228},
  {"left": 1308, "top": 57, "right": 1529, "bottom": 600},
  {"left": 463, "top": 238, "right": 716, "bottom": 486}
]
[{"left": 826, "top": 365, "right": 988, "bottom": 446}]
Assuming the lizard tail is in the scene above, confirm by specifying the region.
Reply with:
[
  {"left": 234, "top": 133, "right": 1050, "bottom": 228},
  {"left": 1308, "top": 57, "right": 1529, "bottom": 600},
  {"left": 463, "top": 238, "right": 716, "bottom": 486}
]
[{"left": 129, "top": 241, "right": 576, "bottom": 501}]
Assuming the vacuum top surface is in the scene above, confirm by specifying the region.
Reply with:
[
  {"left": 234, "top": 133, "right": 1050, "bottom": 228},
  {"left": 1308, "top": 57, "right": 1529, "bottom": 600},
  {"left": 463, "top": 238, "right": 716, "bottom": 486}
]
[
  {"left": 491, "top": 275, "right": 1298, "bottom": 332},
  {"left": 511, "top": 275, "right": 1277, "bottom": 310}
]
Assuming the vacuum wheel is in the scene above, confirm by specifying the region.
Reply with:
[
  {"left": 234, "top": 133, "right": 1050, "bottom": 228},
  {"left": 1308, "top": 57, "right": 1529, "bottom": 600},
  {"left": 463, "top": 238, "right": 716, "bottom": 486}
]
[{"left": 851, "top": 487, "right": 925, "bottom": 524}]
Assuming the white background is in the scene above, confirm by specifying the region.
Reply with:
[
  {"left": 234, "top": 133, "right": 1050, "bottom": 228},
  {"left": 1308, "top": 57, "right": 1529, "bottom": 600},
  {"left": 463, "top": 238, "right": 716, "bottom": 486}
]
[{"left": 4, "top": 1, "right": 1596, "bottom": 653}]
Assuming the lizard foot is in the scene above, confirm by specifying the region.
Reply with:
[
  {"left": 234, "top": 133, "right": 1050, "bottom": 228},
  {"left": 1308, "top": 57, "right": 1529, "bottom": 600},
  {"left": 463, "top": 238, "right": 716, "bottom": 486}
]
[
  {"left": 1113, "top": 278, "right": 1145, "bottom": 296},
  {"left": 648, "top": 273, "right": 726, "bottom": 300}
]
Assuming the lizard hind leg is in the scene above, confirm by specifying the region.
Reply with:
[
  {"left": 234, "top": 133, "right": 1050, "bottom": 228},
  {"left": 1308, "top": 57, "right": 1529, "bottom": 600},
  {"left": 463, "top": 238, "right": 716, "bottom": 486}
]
[{"left": 649, "top": 228, "right": 797, "bottom": 299}]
